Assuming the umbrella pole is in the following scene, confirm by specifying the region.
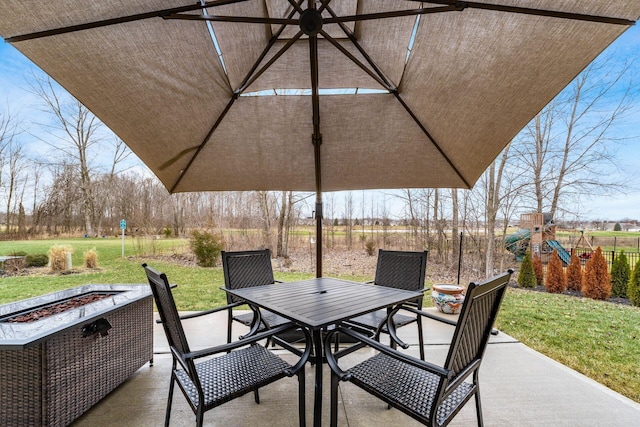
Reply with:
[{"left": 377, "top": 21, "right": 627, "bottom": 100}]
[{"left": 315, "top": 197, "right": 323, "bottom": 278}]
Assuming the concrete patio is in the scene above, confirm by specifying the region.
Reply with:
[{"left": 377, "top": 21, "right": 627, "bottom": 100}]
[{"left": 72, "top": 309, "right": 640, "bottom": 426}]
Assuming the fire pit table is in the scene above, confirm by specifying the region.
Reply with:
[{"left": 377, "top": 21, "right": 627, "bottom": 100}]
[{"left": 0, "top": 284, "right": 153, "bottom": 426}]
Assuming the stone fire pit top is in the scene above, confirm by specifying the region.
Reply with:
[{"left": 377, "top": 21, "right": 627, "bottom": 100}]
[{"left": 0, "top": 284, "right": 151, "bottom": 350}]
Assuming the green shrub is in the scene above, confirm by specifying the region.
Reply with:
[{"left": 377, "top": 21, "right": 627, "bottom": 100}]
[
  {"left": 25, "top": 254, "right": 49, "bottom": 267},
  {"left": 614, "top": 222, "right": 622, "bottom": 231},
  {"left": 190, "top": 230, "right": 224, "bottom": 267},
  {"left": 610, "top": 251, "right": 630, "bottom": 298},
  {"left": 628, "top": 260, "right": 640, "bottom": 307},
  {"left": 162, "top": 226, "right": 172, "bottom": 238},
  {"left": 517, "top": 250, "right": 536, "bottom": 288}
]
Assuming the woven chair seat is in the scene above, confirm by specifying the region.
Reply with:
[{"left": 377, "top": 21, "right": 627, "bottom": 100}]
[
  {"left": 175, "top": 344, "right": 291, "bottom": 410},
  {"left": 349, "top": 353, "right": 473, "bottom": 426},
  {"left": 233, "top": 310, "right": 291, "bottom": 329},
  {"left": 348, "top": 310, "right": 416, "bottom": 331}
]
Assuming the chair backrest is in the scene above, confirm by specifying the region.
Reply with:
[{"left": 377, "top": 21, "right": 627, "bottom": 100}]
[
  {"left": 222, "top": 249, "right": 276, "bottom": 304},
  {"left": 142, "top": 263, "right": 190, "bottom": 356},
  {"left": 443, "top": 270, "right": 513, "bottom": 382},
  {"left": 374, "top": 250, "right": 428, "bottom": 306}
]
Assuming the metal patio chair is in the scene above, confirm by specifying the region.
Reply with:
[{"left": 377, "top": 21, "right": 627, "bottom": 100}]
[
  {"left": 325, "top": 269, "right": 513, "bottom": 427},
  {"left": 143, "top": 264, "right": 311, "bottom": 427},
  {"left": 221, "top": 249, "right": 294, "bottom": 343},
  {"left": 343, "top": 249, "right": 428, "bottom": 359}
]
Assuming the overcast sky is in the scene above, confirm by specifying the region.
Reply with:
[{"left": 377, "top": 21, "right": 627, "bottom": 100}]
[{"left": 0, "top": 20, "right": 639, "bottom": 222}]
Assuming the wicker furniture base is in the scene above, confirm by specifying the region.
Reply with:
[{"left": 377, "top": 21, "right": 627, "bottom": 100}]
[{"left": 0, "top": 296, "right": 153, "bottom": 426}]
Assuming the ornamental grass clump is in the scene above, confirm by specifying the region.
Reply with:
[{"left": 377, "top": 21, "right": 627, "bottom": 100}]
[
  {"left": 84, "top": 248, "right": 98, "bottom": 269},
  {"left": 517, "top": 250, "right": 536, "bottom": 288},
  {"left": 545, "top": 250, "right": 566, "bottom": 294},
  {"left": 532, "top": 252, "right": 544, "bottom": 287},
  {"left": 48, "top": 245, "right": 73, "bottom": 271},
  {"left": 566, "top": 252, "right": 583, "bottom": 291},
  {"left": 610, "top": 251, "right": 630, "bottom": 298},
  {"left": 582, "top": 246, "right": 611, "bottom": 300},
  {"left": 628, "top": 260, "right": 640, "bottom": 307}
]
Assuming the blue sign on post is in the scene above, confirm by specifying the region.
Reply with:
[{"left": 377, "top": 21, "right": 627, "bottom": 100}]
[{"left": 120, "top": 219, "right": 126, "bottom": 259}]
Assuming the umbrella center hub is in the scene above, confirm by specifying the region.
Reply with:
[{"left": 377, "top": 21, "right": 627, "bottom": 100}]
[{"left": 300, "top": 9, "right": 323, "bottom": 36}]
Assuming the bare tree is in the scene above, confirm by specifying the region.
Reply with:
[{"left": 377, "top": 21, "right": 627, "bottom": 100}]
[
  {"left": 4, "top": 141, "right": 25, "bottom": 233},
  {"left": 343, "top": 192, "right": 354, "bottom": 249},
  {"left": 513, "top": 55, "right": 636, "bottom": 219},
  {"left": 29, "top": 75, "right": 104, "bottom": 236}
]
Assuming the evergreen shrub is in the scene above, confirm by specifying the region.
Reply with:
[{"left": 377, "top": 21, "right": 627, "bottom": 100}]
[
  {"left": 532, "top": 252, "right": 544, "bottom": 287},
  {"left": 628, "top": 260, "right": 640, "bottom": 307},
  {"left": 518, "top": 250, "right": 536, "bottom": 288},
  {"left": 25, "top": 254, "right": 49, "bottom": 267},
  {"left": 190, "top": 230, "right": 224, "bottom": 267},
  {"left": 582, "top": 247, "right": 611, "bottom": 300},
  {"left": 545, "top": 250, "right": 566, "bottom": 293},
  {"left": 566, "top": 252, "right": 582, "bottom": 291},
  {"left": 610, "top": 251, "right": 630, "bottom": 298}
]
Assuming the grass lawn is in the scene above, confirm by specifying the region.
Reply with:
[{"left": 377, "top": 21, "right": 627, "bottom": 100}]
[{"left": 1, "top": 238, "right": 639, "bottom": 402}]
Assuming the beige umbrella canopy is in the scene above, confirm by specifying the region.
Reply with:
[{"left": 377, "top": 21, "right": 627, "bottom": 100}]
[{"left": 1, "top": 0, "right": 638, "bottom": 275}]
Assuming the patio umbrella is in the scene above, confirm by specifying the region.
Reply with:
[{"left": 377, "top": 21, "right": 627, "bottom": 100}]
[{"left": 1, "top": 1, "right": 638, "bottom": 276}]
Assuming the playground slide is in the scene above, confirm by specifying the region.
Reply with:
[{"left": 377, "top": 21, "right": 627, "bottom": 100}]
[{"left": 546, "top": 240, "right": 570, "bottom": 265}]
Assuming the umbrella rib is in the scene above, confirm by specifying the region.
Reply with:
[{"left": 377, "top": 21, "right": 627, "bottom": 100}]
[
  {"left": 322, "top": 6, "right": 458, "bottom": 25},
  {"left": 168, "top": 95, "right": 237, "bottom": 193},
  {"left": 318, "top": 31, "right": 392, "bottom": 91},
  {"left": 165, "top": 14, "right": 298, "bottom": 26},
  {"left": 394, "top": 93, "right": 472, "bottom": 189},
  {"left": 237, "top": 32, "right": 304, "bottom": 95},
  {"left": 323, "top": 4, "right": 398, "bottom": 90},
  {"left": 234, "top": 0, "right": 306, "bottom": 94},
  {"left": 414, "top": 1, "right": 636, "bottom": 25},
  {"left": 3, "top": 0, "right": 251, "bottom": 43}
]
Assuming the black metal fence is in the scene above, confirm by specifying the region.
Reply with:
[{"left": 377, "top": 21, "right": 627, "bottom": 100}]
[{"left": 571, "top": 248, "right": 640, "bottom": 269}]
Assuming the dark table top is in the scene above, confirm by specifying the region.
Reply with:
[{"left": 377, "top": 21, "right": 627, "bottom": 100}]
[{"left": 223, "top": 277, "right": 423, "bottom": 330}]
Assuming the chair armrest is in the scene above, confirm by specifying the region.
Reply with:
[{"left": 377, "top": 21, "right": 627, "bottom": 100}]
[
  {"left": 324, "top": 326, "right": 451, "bottom": 381},
  {"left": 184, "top": 323, "right": 310, "bottom": 363},
  {"left": 402, "top": 306, "right": 498, "bottom": 335},
  {"left": 155, "top": 302, "right": 243, "bottom": 323},
  {"left": 402, "top": 306, "right": 458, "bottom": 327}
]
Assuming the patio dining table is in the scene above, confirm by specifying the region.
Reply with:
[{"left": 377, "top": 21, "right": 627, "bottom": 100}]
[{"left": 223, "top": 277, "right": 423, "bottom": 427}]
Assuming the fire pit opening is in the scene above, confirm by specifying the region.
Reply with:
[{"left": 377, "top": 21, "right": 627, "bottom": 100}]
[{"left": 0, "top": 291, "right": 123, "bottom": 323}]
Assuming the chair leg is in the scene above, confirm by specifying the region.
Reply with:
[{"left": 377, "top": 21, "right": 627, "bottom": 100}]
[
  {"left": 196, "top": 408, "right": 204, "bottom": 427},
  {"left": 330, "top": 372, "right": 339, "bottom": 427},
  {"left": 165, "top": 376, "right": 176, "bottom": 427},
  {"left": 227, "top": 308, "right": 233, "bottom": 344},
  {"left": 298, "top": 369, "right": 306, "bottom": 427},
  {"left": 474, "top": 375, "right": 484, "bottom": 427},
  {"left": 417, "top": 316, "right": 425, "bottom": 361},
  {"left": 254, "top": 389, "right": 260, "bottom": 404}
]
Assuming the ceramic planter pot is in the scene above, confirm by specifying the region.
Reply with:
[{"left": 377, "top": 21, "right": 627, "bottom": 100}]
[{"left": 431, "top": 284, "right": 465, "bottom": 314}]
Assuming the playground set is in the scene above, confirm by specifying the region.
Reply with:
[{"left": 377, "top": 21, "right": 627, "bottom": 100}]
[{"left": 504, "top": 212, "right": 592, "bottom": 265}]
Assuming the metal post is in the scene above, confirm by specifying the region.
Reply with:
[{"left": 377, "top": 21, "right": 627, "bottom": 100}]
[{"left": 457, "top": 231, "right": 463, "bottom": 285}]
